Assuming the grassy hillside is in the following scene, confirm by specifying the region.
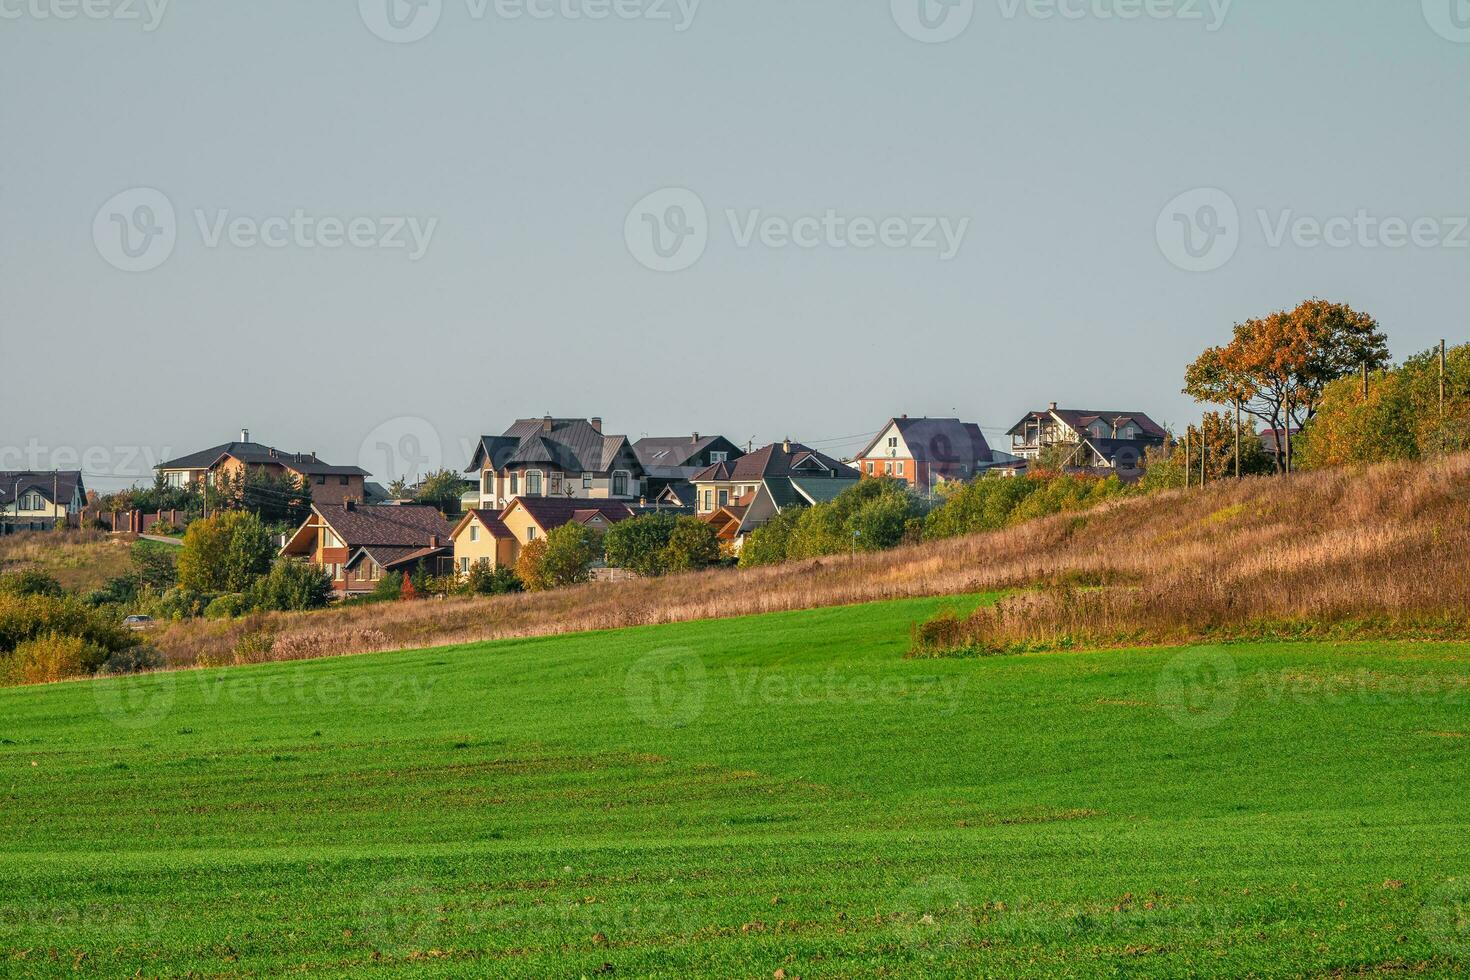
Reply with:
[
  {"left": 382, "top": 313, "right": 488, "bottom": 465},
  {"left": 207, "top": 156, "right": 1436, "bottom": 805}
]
[
  {"left": 4, "top": 595, "right": 1470, "bottom": 976},
  {"left": 0, "top": 531, "right": 140, "bottom": 594},
  {"left": 147, "top": 452, "right": 1470, "bottom": 672}
]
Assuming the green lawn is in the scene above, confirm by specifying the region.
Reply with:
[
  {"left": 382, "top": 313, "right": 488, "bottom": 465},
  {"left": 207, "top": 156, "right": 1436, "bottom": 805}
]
[{"left": 3, "top": 594, "right": 1470, "bottom": 977}]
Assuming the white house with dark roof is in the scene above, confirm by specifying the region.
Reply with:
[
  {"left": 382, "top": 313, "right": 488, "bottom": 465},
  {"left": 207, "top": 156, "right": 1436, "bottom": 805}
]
[
  {"left": 0, "top": 471, "right": 87, "bottom": 534},
  {"left": 467, "top": 417, "right": 646, "bottom": 511},
  {"left": 1005, "top": 403, "right": 1167, "bottom": 477}
]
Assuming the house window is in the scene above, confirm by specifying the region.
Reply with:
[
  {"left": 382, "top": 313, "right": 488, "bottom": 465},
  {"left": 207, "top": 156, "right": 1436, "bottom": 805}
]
[
  {"left": 371, "top": 564, "right": 380, "bottom": 581},
  {"left": 703, "top": 490, "right": 713, "bottom": 511},
  {"left": 20, "top": 491, "right": 43, "bottom": 511},
  {"left": 583, "top": 473, "right": 593, "bottom": 489},
  {"left": 527, "top": 526, "right": 537, "bottom": 541},
  {"left": 316, "top": 476, "right": 326, "bottom": 485},
  {"left": 340, "top": 475, "right": 349, "bottom": 486},
  {"left": 867, "top": 462, "right": 875, "bottom": 475},
  {"left": 710, "top": 451, "right": 728, "bottom": 464},
  {"left": 470, "top": 524, "right": 479, "bottom": 542},
  {"left": 510, "top": 473, "right": 519, "bottom": 495},
  {"left": 459, "top": 557, "right": 470, "bottom": 575},
  {"left": 718, "top": 490, "right": 729, "bottom": 507},
  {"left": 526, "top": 471, "right": 543, "bottom": 496},
  {"left": 612, "top": 471, "right": 629, "bottom": 496},
  {"left": 483, "top": 472, "right": 495, "bottom": 494},
  {"left": 884, "top": 462, "right": 893, "bottom": 475},
  {"left": 897, "top": 461, "right": 905, "bottom": 476},
  {"left": 549, "top": 473, "right": 563, "bottom": 496}
]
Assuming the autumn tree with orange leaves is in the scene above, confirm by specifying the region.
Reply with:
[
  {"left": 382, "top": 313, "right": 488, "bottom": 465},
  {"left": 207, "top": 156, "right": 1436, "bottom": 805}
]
[{"left": 1183, "top": 300, "right": 1389, "bottom": 472}]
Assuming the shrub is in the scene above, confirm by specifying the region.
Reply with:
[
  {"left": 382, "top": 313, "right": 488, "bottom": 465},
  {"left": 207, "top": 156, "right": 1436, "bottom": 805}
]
[
  {"left": 246, "top": 559, "right": 333, "bottom": 612},
  {"left": 132, "top": 540, "right": 179, "bottom": 591},
  {"left": 515, "top": 539, "right": 552, "bottom": 592},
  {"left": 204, "top": 593, "right": 250, "bottom": 620},
  {"left": 603, "top": 514, "right": 677, "bottom": 577},
  {"left": 0, "top": 570, "right": 65, "bottom": 599},
  {"left": 97, "top": 646, "right": 165, "bottom": 675},
  {"left": 3, "top": 634, "right": 94, "bottom": 685},
  {"left": 738, "top": 508, "right": 803, "bottom": 567},
  {"left": 465, "top": 561, "right": 523, "bottom": 596},
  {"left": 0, "top": 592, "right": 138, "bottom": 668},
  {"left": 662, "top": 517, "right": 721, "bottom": 573}
]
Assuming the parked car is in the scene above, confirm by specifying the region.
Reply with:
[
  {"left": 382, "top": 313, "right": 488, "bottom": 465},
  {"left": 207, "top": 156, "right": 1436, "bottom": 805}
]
[{"left": 123, "top": 615, "right": 154, "bottom": 630}]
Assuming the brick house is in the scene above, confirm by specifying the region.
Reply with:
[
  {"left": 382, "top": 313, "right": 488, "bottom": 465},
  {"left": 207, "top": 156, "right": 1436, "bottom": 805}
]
[
  {"left": 852, "top": 417, "right": 996, "bottom": 490},
  {"left": 156, "top": 430, "right": 369, "bottom": 507},
  {"left": 280, "top": 501, "right": 455, "bottom": 594},
  {"left": 467, "top": 417, "right": 646, "bottom": 511}
]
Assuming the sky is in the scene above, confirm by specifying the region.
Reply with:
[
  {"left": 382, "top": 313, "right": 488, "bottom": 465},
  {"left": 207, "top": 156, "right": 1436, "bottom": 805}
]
[{"left": 2, "top": 0, "right": 1468, "bottom": 491}]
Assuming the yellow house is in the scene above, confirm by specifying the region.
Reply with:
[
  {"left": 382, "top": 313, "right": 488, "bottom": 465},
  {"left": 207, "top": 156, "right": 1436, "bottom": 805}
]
[
  {"left": 1, "top": 471, "right": 86, "bottom": 533},
  {"left": 449, "top": 509, "right": 517, "bottom": 576},
  {"left": 450, "top": 496, "right": 635, "bottom": 575}
]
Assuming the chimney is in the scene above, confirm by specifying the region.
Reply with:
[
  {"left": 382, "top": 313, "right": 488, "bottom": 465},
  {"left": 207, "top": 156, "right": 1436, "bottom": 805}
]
[
  {"left": 1049, "top": 401, "right": 1058, "bottom": 412},
  {"left": 429, "top": 534, "right": 440, "bottom": 548},
  {"left": 542, "top": 415, "right": 554, "bottom": 433},
  {"left": 240, "top": 428, "right": 250, "bottom": 443},
  {"left": 590, "top": 417, "right": 602, "bottom": 433},
  {"left": 692, "top": 432, "right": 700, "bottom": 442},
  {"left": 782, "top": 438, "right": 792, "bottom": 453}
]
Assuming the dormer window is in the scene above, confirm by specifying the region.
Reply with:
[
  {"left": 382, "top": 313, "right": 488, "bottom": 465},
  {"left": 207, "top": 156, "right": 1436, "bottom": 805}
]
[
  {"left": 709, "top": 451, "right": 728, "bottom": 464},
  {"left": 612, "top": 471, "right": 629, "bottom": 496},
  {"left": 20, "top": 491, "right": 44, "bottom": 511}
]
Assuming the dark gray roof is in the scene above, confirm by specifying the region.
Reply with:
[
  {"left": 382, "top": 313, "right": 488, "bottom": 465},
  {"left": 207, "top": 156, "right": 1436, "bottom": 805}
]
[
  {"left": 0, "top": 471, "right": 86, "bottom": 507},
  {"left": 467, "top": 418, "right": 643, "bottom": 476},
  {"left": 857, "top": 418, "right": 992, "bottom": 476},
  {"left": 691, "top": 442, "right": 859, "bottom": 483},
  {"left": 157, "top": 441, "right": 367, "bottom": 476},
  {"left": 1009, "top": 409, "right": 1166, "bottom": 441}
]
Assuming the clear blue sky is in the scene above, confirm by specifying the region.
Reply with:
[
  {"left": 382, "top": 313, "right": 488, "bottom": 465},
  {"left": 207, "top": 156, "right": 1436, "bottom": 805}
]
[{"left": 3, "top": 0, "right": 1467, "bottom": 489}]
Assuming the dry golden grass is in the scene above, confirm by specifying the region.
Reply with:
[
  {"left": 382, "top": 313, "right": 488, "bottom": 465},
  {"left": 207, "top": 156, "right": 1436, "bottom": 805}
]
[
  {"left": 913, "top": 453, "right": 1470, "bottom": 655},
  {"left": 0, "top": 530, "right": 139, "bottom": 592},
  {"left": 148, "top": 453, "right": 1470, "bottom": 669}
]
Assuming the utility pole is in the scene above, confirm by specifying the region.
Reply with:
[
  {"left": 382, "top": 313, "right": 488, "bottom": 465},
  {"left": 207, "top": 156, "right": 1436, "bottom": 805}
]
[
  {"left": 1184, "top": 429, "right": 1192, "bottom": 489},
  {"left": 1441, "top": 339, "right": 1448, "bottom": 418},
  {"left": 1234, "top": 401, "right": 1242, "bottom": 479},
  {"left": 1200, "top": 432, "right": 1207, "bottom": 486},
  {"left": 1362, "top": 362, "right": 1369, "bottom": 400}
]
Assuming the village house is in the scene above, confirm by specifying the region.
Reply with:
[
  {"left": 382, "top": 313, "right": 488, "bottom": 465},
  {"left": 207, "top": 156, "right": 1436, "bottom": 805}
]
[
  {"left": 280, "top": 501, "right": 455, "bottom": 595},
  {"left": 0, "top": 471, "right": 87, "bottom": 534},
  {"left": 852, "top": 416, "right": 1001, "bottom": 492},
  {"left": 1006, "top": 404, "right": 1167, "bottom": 477},
  {"left": 156, "top": 430, "right": 370, "bottom": 506},
  {"left": 466, "top": 417, "right": 646, "bottom": 511},
  {"left": 690, "top": 440, "right": 858, "bottom": 516},
  {"left": 451, "top": 496, "right": 635, "bottom": 574},
  {"left": 632, "top": 434, "right": 745, "bottom": 504}
]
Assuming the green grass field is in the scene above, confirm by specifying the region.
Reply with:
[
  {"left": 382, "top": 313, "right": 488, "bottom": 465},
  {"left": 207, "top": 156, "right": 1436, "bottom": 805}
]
[{"left": 4, "top": 594, "right": 1470, "bottom": 977}]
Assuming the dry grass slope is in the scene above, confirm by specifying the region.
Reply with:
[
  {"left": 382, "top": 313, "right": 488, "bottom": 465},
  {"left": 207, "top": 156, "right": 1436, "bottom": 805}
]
[
  {"left": 0, "top": 530, "right": 139, "bottom": 593},
  {"left": 152, "top": 453, "right": 1470, "bottom": 669}
]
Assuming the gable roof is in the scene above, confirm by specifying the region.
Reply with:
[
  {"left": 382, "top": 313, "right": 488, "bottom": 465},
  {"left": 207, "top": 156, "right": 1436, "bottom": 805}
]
[
  {"left": 856, "top": 418, "right": 993, "bottom": 469},
  {"left": 314, "top": 503, "right": 454, "bottom": 549},
  {"left": 1009, "top": 409, "right": 1166, "bottom": 441},
  {"left": 633, "top": 435, "right": 743, "bottom": 479},
  {"left": 156, "top": 441, "right": 367, "bottom": 477},
  {"left": 450, "top": 508, "right": 514, "bottom": 541},
  {"left": 690, "top": 442, "right": 859, "bottom": 483},
  {"left": 0, "top": 472, "right": 85, "bottom": 508},
  {"left": 467, "top": 419, "right": 641, "bottom": 476},
  {"left": 505, "top": 496, "right": 635, "bottom": 533}
]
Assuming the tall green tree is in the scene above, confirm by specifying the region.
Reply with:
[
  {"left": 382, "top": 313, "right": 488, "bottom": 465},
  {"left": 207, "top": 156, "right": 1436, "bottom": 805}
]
[{"left": 177, "top": 511, "right": 273, "bottom": 593}]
